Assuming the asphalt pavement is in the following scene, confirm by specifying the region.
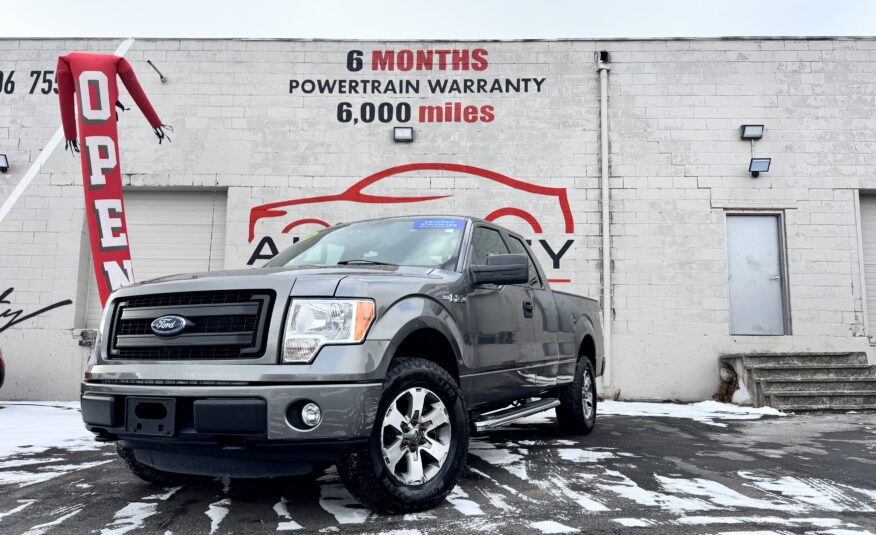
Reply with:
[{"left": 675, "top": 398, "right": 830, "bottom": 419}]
[{"left": 0, "top": 403, "right": 874, "bottom": 534}]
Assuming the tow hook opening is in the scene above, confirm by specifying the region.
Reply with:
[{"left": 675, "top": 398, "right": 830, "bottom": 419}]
[{"left": 217, "top": 437, "right": 249, "bottom": 450}]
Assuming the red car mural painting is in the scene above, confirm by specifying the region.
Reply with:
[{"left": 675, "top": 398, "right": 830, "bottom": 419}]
[{"left": 247, "top": 163, "right": 576, "bottom": 282}]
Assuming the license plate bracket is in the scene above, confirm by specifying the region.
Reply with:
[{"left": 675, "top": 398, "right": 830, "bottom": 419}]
[{"left": 125, "top": 397, "right": 175, "bottom": 437}]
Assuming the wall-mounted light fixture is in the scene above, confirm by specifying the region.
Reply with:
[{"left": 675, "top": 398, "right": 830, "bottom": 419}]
[
  {"left": 749, "top": 158, "right": 771, "bottom": 178},
  {"left": 0, "top": 154, "right": 8, "bottom": 173},
  {"left": 741, "top": 123, "right": 769, "bottom": 177},
  {"left": 740, "top": 124, "right": 764, "bottom": 140},
  {"left": 393, "top": 127, "right": 414, "bottom": 142}
]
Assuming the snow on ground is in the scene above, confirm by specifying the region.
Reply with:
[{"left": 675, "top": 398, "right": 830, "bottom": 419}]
[
  {"left": 0, "top": 460, "right": 112, "bottom": 487},
  {"left": 536, "top": 475, "right": 609, "bottom": 513},
  {"left": 613, "top": 518, "right": 657, "bottom": 528},
  {"left": 0, "top": 402, "right": 107, "bottom": 457},
  {"left": 513, "top": 400, "right": 786, "bottom": 428},
  {"left": 557, "top": 449, "right": 616, "bottom": 463},
  {"left": 468, "top": 440, "right": 528, "bottom": 480},
  {"left": 205, "top": 498, "right": 231, "bottom": 535},
  {"left": 273, "top": 496, "right": 304, "bottom": 531},
  {"left": 22, "top": 505, "right": 84, "bottom": 535},
  {"left": 598, "top": 400, "right": 786, "bottom": 427},
  {"left": 530, "top": 519, "right": 578, "bottom": 533},
  {"left": 100, "top": 502, "right": 158, "bottom": 535},
  {"left": 738, "top": 472, "right": 876, "bottom": 513},
  {"left": 445, "top": 486, "right": 485, "bottom": 516},
  {"left": 0, "top": 402, "right": 113, "bottom": 489},
  {"left": 316, "top": 472, "right": 372, "bottom": 525},
  {"left": 0, "top": 499, "right": 36, "bottom": 522},
  {"left": 597, "top": 469, "right": 718, "bottom": 513},
  {"left": 94, "top": 479, "right": 181, "bottom": 535}
]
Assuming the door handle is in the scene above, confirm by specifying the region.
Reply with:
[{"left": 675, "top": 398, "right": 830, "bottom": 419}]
[
  {"left": 770, "top": 275, "right": 781, "bottom": 281},
  {"left": 523, "top": 301, "right": 534, "bottom": 318}
]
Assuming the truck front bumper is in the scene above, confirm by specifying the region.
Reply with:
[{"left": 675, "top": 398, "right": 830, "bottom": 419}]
[{"left": 80, "top": 381, "right": 383, "bottom": 443}]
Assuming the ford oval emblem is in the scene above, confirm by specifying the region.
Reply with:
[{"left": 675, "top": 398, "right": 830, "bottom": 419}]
[{"left": 150, "top": 315, "right": 188, "bottom": 336}]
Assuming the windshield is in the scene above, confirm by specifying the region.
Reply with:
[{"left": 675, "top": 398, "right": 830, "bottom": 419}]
[{"left": 265, "top": 218, "right": 466, "bottom": 270}]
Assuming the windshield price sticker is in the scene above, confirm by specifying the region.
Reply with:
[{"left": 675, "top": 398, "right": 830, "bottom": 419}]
[{"left": 413, "top": 219, "right": 465, "bottom": 230}]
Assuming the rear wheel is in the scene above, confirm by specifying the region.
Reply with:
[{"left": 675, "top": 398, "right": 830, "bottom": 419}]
[
  {"left": 337, "top": 358, "right": 469, "bottom": 513},
  {"left": 556, "top": 357, "right": 597, "bottom": 435}
]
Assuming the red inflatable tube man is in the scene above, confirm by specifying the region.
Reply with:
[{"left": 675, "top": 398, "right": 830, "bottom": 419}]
[{"left": 56, "top": 53, "right": 170, "bottom": 305}]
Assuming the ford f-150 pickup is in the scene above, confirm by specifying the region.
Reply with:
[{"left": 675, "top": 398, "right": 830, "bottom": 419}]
[{"left": 81, "top": 215, "right": 604, "bottom": 512}]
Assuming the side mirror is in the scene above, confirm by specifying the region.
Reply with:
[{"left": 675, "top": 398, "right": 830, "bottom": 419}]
[{"left": 470, "top": 254, "right": 529, "bottom": 286}]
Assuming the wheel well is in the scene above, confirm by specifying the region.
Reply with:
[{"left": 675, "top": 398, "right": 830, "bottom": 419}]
[
  {"left": 393, "top": 328, "right": 460, "bottom": 383},
  {"left": 580, "top": 335, "right": 596, "bottom": 370}
]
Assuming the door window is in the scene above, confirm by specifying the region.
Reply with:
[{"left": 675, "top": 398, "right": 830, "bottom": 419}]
[{"left": 470, "top": 227, "right": 510, "bottom": 265}]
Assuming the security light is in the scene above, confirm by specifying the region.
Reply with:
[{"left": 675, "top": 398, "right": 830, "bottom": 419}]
[
  {"left": 0, "top": 154, "right": 7, "bottom": 173},
  {"left": 740, "top": 124, "right": 764, "bottom": 140},
  {"left": 393, "top": 127, "right": 414, "bottom": 142},
  {"left": 749, "top": 158, "right": 771, "bottom": 177}
]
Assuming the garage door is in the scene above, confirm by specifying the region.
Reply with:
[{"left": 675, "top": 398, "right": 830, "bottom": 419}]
[
  {"left": 84, "top": 191, "right": 228, "bottom": 328},
  {"left": 860, "top": 195, "right": 876, "bottom": 333}
]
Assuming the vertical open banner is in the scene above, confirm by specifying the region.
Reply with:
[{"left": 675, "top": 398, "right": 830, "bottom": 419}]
[{"left": 56, "top": 52, "right": 169, "bottom": 305}]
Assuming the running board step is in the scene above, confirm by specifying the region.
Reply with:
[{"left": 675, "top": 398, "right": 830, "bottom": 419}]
[{"left": 475, "top": 398, "right": 560, "bottom": 431}]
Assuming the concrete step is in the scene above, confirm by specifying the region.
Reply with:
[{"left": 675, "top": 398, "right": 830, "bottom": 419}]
[
  {"left": 751, "top": 364, "right": 876, "bottom": 381},
  {"left": 766, "top": 404, "right": 876, "bottom": 412},
  {"left": 728, "top": 352, "right": 876, "bottom": 410},
  {"left": 767, "top": 391, "right": 876, "bottom": 411},
  {"left": 741, "top": 353, "right": 869, "bottom": 367},
  {"left": 761, "top": 378, "right": 876, "bottom": 393}
]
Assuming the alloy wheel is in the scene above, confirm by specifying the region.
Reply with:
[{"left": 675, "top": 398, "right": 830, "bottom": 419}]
[
  {"left": 380, "top": 387, "right": 452, "bottom": 485},
  {"left": 582, "top": 371, "right": 594, "bottom": 420}
]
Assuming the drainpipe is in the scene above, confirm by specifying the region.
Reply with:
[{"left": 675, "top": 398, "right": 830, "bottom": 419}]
[{"left": 597, "top": 53, "right": 612, "bottom": 387}]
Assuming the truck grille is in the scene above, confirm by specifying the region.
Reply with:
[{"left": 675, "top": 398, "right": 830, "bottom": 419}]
[{"left": 108, "top": 290, "right": 274, "bottom": 361}]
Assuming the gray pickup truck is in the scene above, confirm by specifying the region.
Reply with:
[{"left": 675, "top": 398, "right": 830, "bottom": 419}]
[{"left": 81, "top": 215, "right": 604, "bottom": 512}]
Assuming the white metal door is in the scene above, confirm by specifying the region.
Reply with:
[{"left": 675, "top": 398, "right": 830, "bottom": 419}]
[
  {"left": 84, "top": 191, "right": 227, "bottom": 328},
  {"left": 859, "top": 196, "right": 876, "bottom": 332},
  {"left": 726, "top": 214, "right": 788, "bottom": 335}
]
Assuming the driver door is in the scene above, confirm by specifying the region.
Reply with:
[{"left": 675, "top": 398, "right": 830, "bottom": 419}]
[{"left": 465, "top": 225, "right": 538, "bottom": 407}]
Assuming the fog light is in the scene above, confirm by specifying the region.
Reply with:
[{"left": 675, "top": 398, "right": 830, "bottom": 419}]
[{"left": 301, "top": 402, "right": 322, "bottom": 427}]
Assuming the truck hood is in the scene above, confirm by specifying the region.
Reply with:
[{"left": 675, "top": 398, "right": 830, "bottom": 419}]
[
  {"left": 113, "top": 264, "right": 453, "bottom": 301},
  {"left": 142, "top": 265, "right": 441, "bottom": 284}
]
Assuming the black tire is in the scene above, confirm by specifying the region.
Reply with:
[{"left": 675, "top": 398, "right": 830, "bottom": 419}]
[
  {"left": 336, "top": 358, "right": 469, "bottom": 513},
  {"left": 116, "top": 444, "right": 192, "bottom": 486},
  {"left": 556, "top": 357, "right": 597, "bottom": 435}
]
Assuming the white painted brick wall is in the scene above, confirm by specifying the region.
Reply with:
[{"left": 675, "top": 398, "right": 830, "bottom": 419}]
[{"left": 0, "top": 37, "right": 874, "bottom": 400}]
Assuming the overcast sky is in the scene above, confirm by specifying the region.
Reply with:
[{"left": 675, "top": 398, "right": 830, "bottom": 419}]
[
  {"left": 1, "top": 0, "right": 874, "bottom": 39},
  {"left": 0, "top": 0, "right": 876, "bottom": 39}
]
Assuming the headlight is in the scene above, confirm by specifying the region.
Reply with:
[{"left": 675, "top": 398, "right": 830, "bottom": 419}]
[
  {"left": 86, "top": 301, "right": 111, "bottom": 367},
  {"left": 86, "top": 329, "right": 101, "bottom": 368},
  {"left": 282, "top": 299, "right": 375, "bottom": 363}
]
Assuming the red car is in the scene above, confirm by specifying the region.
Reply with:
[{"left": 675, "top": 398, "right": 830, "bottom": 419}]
[{"left": 248, "top": 163, "right": 574, "bottom": 243}]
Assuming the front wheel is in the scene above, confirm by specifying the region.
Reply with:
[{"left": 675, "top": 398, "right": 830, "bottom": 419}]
[
  {"left": 556, "top": 357, "right": 597, "bottom": 435},
  {"left": 337, "top": 358, "right": 469, "bottom": 513},
  {"left": 116, "top": 444, "right": 193, "bottom": 486}
]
